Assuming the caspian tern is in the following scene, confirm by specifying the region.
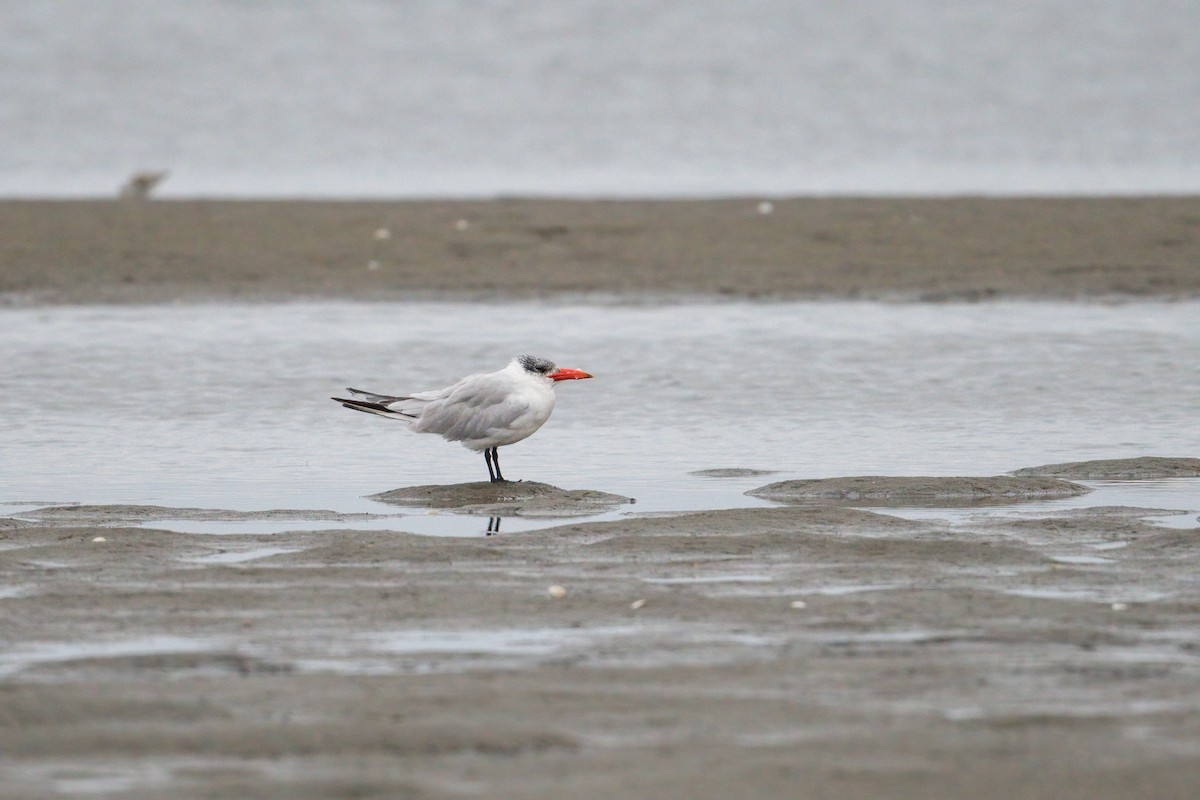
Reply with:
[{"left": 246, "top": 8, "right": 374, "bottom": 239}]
[{"left": 333, "top": 355, "right": 593, "bottom": 482}]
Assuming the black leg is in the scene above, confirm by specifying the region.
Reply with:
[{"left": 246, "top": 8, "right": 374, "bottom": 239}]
[
  {"left": 484, "top": 447, "right": 505, "bottom": 482},
  {"left": 484, "top": 448, "right": 496, "bottom": 482},
  {"left": 491, "top": 447, "right": 505, "bottom": 482}
]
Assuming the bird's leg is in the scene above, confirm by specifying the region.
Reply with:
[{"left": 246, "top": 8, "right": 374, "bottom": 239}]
[
  {"left": 484, "top": 448, "right": 497, "bottom": 482},
  {"left": 491, "top": 447, "right": 506, "bottom": 482}
]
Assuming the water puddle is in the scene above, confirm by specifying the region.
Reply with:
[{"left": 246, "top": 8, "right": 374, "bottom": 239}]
[
  {"left": 1049, "top": 554, "right": 1115, "bottom": 566},
  {"left": 878, "top": 480, "right": 1200, "bottom": 532},
  {"left": 642, "top": 575, "right": 774, "bottom": 585},
  {"left": 363, "top": 625, "right": 642, "bottom": 656},
  {"left": 1000, "top": 588, "right": 1171, "bottom": 603},
  {"left": 806, "top": 583, "right": 906, "bottom": 596},
  {"left": 0, "top": 635, "right": 218, "bottom": 679},
  {"left": 185, "top": 547, "right": 304, "bottom": 565},
  {"left": 808, "top": 629, "right": 968, "bottom": 646}
]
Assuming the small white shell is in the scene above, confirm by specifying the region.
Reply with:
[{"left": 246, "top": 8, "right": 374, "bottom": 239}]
[
  {"left": 789, "top": 600, "right": 807, "bottom": 609},
  {"left": 91, "top": 536, "right": 107, "bottom": 543},
  {"left": 547, "top": 585, "right": 567, "bottom": 599},
  {"left": 629, "top": 598, "right": 647, "bottom": 610}
]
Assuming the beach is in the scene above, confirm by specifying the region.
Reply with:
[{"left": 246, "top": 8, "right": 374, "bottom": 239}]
[
  {"left": 3, "top": 197, "right": 1200, "bottom": 304},
  {"left": 2, "top": 198, "right": 1200, "bottom": 799}
]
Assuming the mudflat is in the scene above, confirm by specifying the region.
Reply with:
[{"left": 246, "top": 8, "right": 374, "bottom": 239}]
[
  {"left": 2, "top": 197, "right": 1200, "bottom": 304},
  {"left": 2, "top": 198, "right": 1199, "bottom": 799},
  {"left": 3, "top": 480, "right": 1199, "bottom": 799}
]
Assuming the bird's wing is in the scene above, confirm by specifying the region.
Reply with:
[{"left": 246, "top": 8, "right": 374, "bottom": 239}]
[
  {"left": 335, "top": 386, "right": 434, "bottom": 420},
  {"left": 413, "top": 372, "right": 531, "bottom": 443},
  {"left": 345, "top": 387, "right": 405, "bottom": 404}
]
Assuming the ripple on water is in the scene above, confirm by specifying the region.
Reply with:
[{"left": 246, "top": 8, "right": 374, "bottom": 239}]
[{"left": 1, "top": 301, "right": 1198, "bottom": 535}]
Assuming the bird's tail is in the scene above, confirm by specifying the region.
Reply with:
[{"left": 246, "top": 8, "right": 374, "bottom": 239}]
[{"left": 332, "top": 387, "right": 425, "bottom": 421}]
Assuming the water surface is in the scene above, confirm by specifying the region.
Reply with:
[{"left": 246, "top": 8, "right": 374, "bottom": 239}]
[
  {"left": 3, "top": 300, "right": 1198, "bottom": 534},
  {"left": 3, "top": 1, "right": 1197, "bottom": 196}
]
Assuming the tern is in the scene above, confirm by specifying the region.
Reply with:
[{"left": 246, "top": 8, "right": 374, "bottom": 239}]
[{"left": 333, "top": 355, "right": 593, "bottom": 483}]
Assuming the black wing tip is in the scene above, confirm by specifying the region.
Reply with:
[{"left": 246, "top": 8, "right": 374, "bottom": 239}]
[{"left": 334, "top": 397, "right": 389, "bottom": 413}]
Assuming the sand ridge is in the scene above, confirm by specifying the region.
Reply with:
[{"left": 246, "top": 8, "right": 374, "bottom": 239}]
[{"left": 3, "top": 197, "right": 1200, "bottom": 304}]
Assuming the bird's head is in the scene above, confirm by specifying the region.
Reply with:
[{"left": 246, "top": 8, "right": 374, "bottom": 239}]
[{"left": 516, "top": 354, "right": 593, "bottom": 382}]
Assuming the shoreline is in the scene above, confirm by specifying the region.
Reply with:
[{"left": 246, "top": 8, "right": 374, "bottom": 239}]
[{"left": 3, "top": 197, "right": 1199, "bottom": 304}]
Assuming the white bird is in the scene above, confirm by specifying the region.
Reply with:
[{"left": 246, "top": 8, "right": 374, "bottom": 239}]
[{"left": 333, "top": 355, "right": 593, "bottom": 483}]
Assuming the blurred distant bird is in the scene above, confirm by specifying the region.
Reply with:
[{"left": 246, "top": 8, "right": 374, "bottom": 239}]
[
  {"left": 333, "top": 355, "right": 593, "bottom": 482},
  {"left": 119, "top": 170, "right": 168, "bottom": 199}
]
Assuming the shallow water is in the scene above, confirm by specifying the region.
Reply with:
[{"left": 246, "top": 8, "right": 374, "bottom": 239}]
[
  {"left": 884, "top": 479, "right": 1200, "bottom": 529},
  {"left": 3, "top": 300, "right": 1199, "bottom": 535},
  {"left": 4, "top": 1, "right": 1198, "bottom": 195}
]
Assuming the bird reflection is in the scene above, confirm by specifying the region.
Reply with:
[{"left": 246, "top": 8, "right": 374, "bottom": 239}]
[{"left": 486, "top": 516, "right": 502, "bottom": 535}]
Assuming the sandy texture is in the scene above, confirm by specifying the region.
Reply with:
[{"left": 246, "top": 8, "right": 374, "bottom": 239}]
[
  {"left": 747, "top": 475, "right": 1090, "bottom": 505},
  {"left": 10, "top": 504, "right": 402, "bottom": 526},
  {"left": 690, "top": 468, "right": 780, "bottom": 478},
  {"left": 4, "top": 198, "right": 1200, "bottom": 798},
  {"left": 3, "top": 197, "right": 1200, "bottom": 303},
  {"left": 371, "top": 481, "right": 634, "bottom": 517},
  {"left": 1013, "top": 457, "right": 1200, "bottom": 480},
  {"left": 2, "top": 499, "right": 1199, "bottom": 799}
]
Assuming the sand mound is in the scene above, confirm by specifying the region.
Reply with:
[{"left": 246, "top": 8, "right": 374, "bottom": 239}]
[
  {"left": 13, "top": 504, "right": 386, "bottom": 526},
  {"left": 370, "top": 481, "right": 633, "bottom": 517},
  {"left": 1012, "top": 456, "right": 1200, "bottom": 480},
  {"left": 747, "top": 475, "right": 1089, "bottom": 506}
]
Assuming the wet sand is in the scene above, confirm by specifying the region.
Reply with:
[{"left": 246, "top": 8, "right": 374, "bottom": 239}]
[
  {"left": 3, "top": 197, "right": 1200, "bottom": 303},
  {"left": 3, "top": 467, "right": 1200, "bottom": 798},
  {"left": 2, "top": 198, "right": 1200, "bottom": 798}
]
